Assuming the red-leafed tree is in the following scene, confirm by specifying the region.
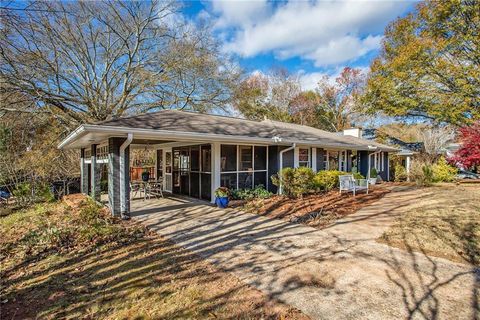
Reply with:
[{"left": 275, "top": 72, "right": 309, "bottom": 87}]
[{"left": 449, "top": 122, "right": 480, "bottom": 170}]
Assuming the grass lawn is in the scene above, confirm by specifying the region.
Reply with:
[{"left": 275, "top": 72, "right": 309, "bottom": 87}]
[
  {"left": 0, "top": 195, "right": 306, "bottom": 319},
  {"left": 378, "top": 183, "right": 480, "bottom": 265}
]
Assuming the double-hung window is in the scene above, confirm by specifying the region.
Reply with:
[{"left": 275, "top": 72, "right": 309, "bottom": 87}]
[
  {"left": 339, "top": 150, "right": 347, "bottom": 171},
  {"left": 298, "top": 148, "right": 310, "bottom": 167}
]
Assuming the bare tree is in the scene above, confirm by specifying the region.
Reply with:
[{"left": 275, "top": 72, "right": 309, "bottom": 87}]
[
  {"left": 417, "top": 126, "right": 456, "bottom": 162},
  {"left": 232, "top": 68, "right": 300, "bottom": 122},
  {"left": 0, "top": 1, "right": 238, "bottom": 125},
  {"left": 313, "top": 67, "right": 366, "bottom": 132}
]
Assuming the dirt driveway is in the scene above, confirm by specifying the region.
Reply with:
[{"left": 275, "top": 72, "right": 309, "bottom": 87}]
[{"left": 131, "top": 188, "right": 478, "bottom": 320}]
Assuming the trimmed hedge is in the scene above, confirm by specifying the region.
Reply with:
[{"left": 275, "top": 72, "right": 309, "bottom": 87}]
[
  {"left": 271, "top": 167, "right": 315, "bottom": 198},
  {"left": 231, "top": 185, "right": 273, "bottom": 200},
  {"left": 272, "top": 168, "right": 365, "bottom": 197}
]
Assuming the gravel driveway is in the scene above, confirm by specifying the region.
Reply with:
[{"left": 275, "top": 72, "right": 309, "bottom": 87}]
[{"left": 131, "top": 188, "right": 478, "bottom": 320}]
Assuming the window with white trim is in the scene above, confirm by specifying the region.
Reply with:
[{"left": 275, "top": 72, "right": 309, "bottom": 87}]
[
  {"left": 298, "top": 148, "right": 310, "bottom": 167},
  {"left": 96, "top": 145, "right": 108, "bottom": 161},
  {"left": 339, "top": 150, "right": 347, "bottom": 171},
  {"left": 323, "top": 151, "right": 329, "bottom": 170},
  {"left": 373, "top": 152, "right": 384, "bottom": 171},
  {"left": 326, "top": 150, "right": 339, "bottom": 171}
]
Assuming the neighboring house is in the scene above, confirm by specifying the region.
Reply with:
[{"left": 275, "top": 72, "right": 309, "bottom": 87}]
[
  {"left": 348, "top": 128, "right": 424, "bottom": 177},
  {"left": 58, "top": 110, "right": 396, "bottom": 216}
]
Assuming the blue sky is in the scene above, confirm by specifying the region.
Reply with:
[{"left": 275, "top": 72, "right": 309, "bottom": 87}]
[{"left": 181, "top": 0, "right": 416, "bottom": 89}]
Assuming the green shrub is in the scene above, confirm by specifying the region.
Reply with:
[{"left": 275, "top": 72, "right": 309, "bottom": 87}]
[
  {"left": 313, "top": 170, "right": 347, "bottom": 191},
  {"left": 231, "top": 185, "right": 273, "bottom": 200},
  {"left": 36, "top": 183, "right": 55, "bottom": 203},
  {"left": 271, "top": 167, "right": 315, "bottom": 198},
  {"left": 13, "top": 182, "right": 54, "bottom": 205},
  {"left": 214, "top": 187, "right": 230, "bottom": 198},
  {"left": 411, "top": 162, "right": 434, "bottom": 186},
  {"left": 294, "top": 167, "right": 316, "bottom": 195},
  {"left": 432, "top": 157, "right": 457, "bottom": 182},
  {"left": 394, "top": 164, "right": 408, "bottom": 182},
  {"left": 370, "top": 168, "right": 378, "bottom": 178},
  {"left": 353, "top": 172, "right": 364, "bottom": 180}
]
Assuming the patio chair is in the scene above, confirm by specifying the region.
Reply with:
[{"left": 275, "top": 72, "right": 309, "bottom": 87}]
[
  {"left": 339, "top": 175, "right": 369, "bottom": 196},
  {"left": 146, "top": 180, "right": 163, "bottom": 198},
  {"left": 130, "top": 182, "right": 141, "bottom": 199}
]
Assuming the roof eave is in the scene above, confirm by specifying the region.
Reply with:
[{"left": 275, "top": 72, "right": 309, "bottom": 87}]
[
  {"left": 58, "top": 124, "right": 401, "bottom": 151},
  {"left": 57, "top": 125, "right": 87, "bottom": 149}
]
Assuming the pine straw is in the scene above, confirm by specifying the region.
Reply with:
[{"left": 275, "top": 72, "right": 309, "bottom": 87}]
[
  {"left": 1, "top": 195, "right": 307, "bottom": 320},
  {"left": 241, "top": 186, "right": 390, "bottom": 229}
]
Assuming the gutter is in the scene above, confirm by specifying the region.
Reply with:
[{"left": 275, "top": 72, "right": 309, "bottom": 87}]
[
  {"left": 57, "top": 125, "right": 86, "bottom": 149},
  {"left": 58, "top": 124, "right": 398, "bottom": 152},
  {"left": 119, "top": 133, "right": 133, "bottom": 219},
  {"left": 278, "top": 143, "right": 296, "bottom": 195}
]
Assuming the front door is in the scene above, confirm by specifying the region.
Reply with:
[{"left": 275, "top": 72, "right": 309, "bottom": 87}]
[{"left": 170, "top": 144, "right": 211, "bottom": 200}]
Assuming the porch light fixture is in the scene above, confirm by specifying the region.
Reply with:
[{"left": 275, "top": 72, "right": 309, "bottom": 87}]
[{"left": 272, "top": 136, "right": 282, "bottom": 143}]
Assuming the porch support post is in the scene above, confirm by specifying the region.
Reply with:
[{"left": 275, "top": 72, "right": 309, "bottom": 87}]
[
  {"left": 406, "top": 155, "right": 411, "bottom": 182},
  {"left": 211, "top": 142, "right": 221, "bottom": 203},
  {"left": 311, "top": 148, "right": 317, "bottom": 172},
  {"left": 293, "top": 147, "right": 299, "bottom": 168},
  {"left": 90, "top": 144, "right": 101, "bottom": 201},
  {"left": 80, "top": 148, "right": 88, "bottom": 194},
  {"left": 108, "top": 137, "right": 128, "bottom": 217},
  {"left": 346, "top": 150, "right": 353, "bottom": 172}
]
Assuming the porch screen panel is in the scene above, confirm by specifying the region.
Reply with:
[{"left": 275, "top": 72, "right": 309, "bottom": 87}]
[
  {"left": 200, "top": 173, "right": 211, "bottom": 200},
  {"left": 156, "top": 150, "right": 163, "bottom": 179},
  {"left": 190, "top": 172, "right": 200, "bottom": 198},
  {"left": 254, "top": 146, "right": 267, "bottom": 170},
  {"left": 253, "top": 171, "right": 267, "bottom": 188},
  {"left": 171, "top": 144, "right": 211, "bottom": 200},
  {"left": 221, "top": 173, "right": 237, "bottom": 189},
  {"left": 221, "top": 145, "right": 237, "bottom": 172},
  {"left": 239, "top": 146, "right": 253, "bottom": 171},
  {"left": 220, "top": 144, "right": 268, "bottom": 190},
  {"left": 238, "top": 172, "right": 253, "bottom": 189}
]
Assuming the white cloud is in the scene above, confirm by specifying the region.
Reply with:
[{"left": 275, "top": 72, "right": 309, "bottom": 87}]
[
  {"left": 298, "top": 65, "right": 371, "bottom": 90},
  {"left": 305, "top": 35, "right": 382, "bottom": 67},
  {"left": 210, "top": 0, "right": 270, "bottom": 29},
  {"left": 298, "top": 71, "right": 329, "bottom": 91},
  {"left": 215, "top": 0, "right": 411, "bottom": 67}
]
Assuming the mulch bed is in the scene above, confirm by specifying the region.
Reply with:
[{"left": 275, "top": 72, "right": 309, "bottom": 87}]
[{"left": 238, "top": 186, "right": 391, "bottom": 229}]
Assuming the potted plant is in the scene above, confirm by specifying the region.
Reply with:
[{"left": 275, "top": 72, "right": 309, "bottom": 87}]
[
  {"left": 141, "top": 168, "right": 150, "bottom": 182},
  {"left": 214, "top": 187, "right": 230, "bottom": 208},
  {"left": 369, "top": 168, "right": 378, "bottom": 185}
]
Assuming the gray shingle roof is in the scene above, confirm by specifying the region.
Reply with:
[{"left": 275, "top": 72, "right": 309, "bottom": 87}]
[{"left": 94, "top": 110, "right": 396, "bottom": 151}]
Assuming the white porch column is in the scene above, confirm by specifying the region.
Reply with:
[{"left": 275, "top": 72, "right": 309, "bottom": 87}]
[
  {"left": 211, "top": 142, "right": 221, "bottom": 203},
  {"left": 80, "top": 148, "right": 88, "bottom": 194},
  {"left": 311, "top": 148, "right": 317, "bottom": 172},
  {"left": 406, "top": 155, "right": 411, "bottom": 182},
  {"left": 90, "top": 144, "right": 100, "bottom": 201},
  {"left": 293, "top": 147, "right": 299, "bottom": 168}
]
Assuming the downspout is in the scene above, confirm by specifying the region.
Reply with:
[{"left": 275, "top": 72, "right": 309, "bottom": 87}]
[
  {"left": 120, "top": 133, "right": 133, "bottom": 218},
  {"left": 278, "top": 143, "right": 296, "bottom": 194}
]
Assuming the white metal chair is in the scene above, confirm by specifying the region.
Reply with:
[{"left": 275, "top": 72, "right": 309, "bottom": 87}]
[
  {"left": 130, "top": 182, "right": 141, "bottom": 199},
  {"left": 147, "top": 179, "right": 163, "bottom": 198},
  {"left": 339, "top": 175, "right": 369, "bottom": 196}
]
